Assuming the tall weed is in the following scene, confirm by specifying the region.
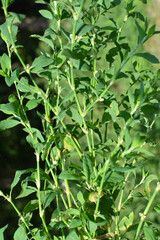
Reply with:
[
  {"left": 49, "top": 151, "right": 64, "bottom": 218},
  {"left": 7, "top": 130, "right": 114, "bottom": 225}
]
[{"left": 0, "top": 0, "right": 160, "bottom": 239}]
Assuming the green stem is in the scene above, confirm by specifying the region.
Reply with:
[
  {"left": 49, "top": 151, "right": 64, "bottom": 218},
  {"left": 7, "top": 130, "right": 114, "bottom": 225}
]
[
  {"left": 46, "top": 155, "right": 69, "bottom": 210},
  {"left": 0, "top": 192, "right": 34, "bottom": 238},
  {"left": 1, "top": 0, "right": 8, "bottom": 17},
  {"left": 68, "top": 61, "right": 92, "bottom": 154},
  {"left": 68, "top": 0, "right": 93, "bottom": 154},
  {"left": 62, "top": 157, "right": 72, "bottom": 208},
  {"left": 135, "top": 182, "right": 160, "bottom": 240},
  {"left": 90, "top": 33, "right": 97, "bottom": 159},
  {"left": 114, "top": 172, "right": 130, "bottom": 237},
  {"left": 94, "top": 159, "right": 110, "bottom": 219},
  {"left": 36, "top": 153, "right": 52, "bottom": 240},
  {"left": 71, "top": 0, "right": 85, "bottom": 50}
]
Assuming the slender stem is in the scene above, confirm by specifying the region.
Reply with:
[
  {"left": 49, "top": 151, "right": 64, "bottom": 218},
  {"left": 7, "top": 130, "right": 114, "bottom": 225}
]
[
  {"left": 62, "top": 158, "right": 72, "bottom": 208},
  {"left": 94, "top": 159, "right": 110, "bottom": 219},
  {"left": 68, "top": 62, "right": 92, "bottom": 154},
  {"left": 46, "top": 154, "right": 69, "bottom": 210},
  {"left": 0, "top": 192, "right": 34, "bottom": 238},
  {"left": 90, "top": 33, "right": 97, "bottom": 159},
  {"left": 1, "top": 0, "right": 8, "bottom": 17},
  {"left": 68, "top": 0, "right": 92, "bottom": 154},
  {"left": 135, "top": 182, "right": 160, "bottom": 240},
  {"left": 36, "top": 153, "right": 52, "bottom": 240},
  {"left": 71, "top": 0, "right": 85, "bottom": 50},
  {"left": 114, "top": 172, "right": 130, "bottom": 237}
]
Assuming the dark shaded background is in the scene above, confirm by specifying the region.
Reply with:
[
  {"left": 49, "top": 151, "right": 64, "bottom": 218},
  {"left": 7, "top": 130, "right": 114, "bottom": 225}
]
[{"left": 0, "top": 1, "right": 49, "bottom": 238}]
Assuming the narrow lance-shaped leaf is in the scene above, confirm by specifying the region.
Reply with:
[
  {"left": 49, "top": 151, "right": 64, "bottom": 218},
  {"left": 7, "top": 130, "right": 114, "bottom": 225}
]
[
  {"left": 59, "top": 170, "right": 81, "bottom": 180},
  {"left": 135, "top": 52, "right": 159, "bottom": 64},
  {"left": 11, "top": 169, "right": 35, "bottom": 194},
  {"left": 0, "top": 225, "right": 8, "bottom": 240}
]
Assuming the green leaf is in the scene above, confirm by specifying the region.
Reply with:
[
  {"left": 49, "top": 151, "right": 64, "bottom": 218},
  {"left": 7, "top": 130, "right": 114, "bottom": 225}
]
[
  {"left": 0, "top": 53, "right": 11, "bottom": 75},
  {"left": 60, "top": 91, "right": 74, "bottom": 105},
  {"left": 135, "top": 20, "right": 146, "bottom": 43},
  {"left": 143, "top": 225, "right": 156, "bottom": 240},
  {"left": 119, "top": 211, "right": 134, "bottom": 231},
  {"left": 39, "top": 10, "right": 53, "bottom": 19},
  {"left": 0, "top": 101, "right": 19, "bottom": 115},
  {"left": 89, "top": 221, "right": 97, "bottom": 235},
  {"left": 111, "top": 167, "right": 136, "bottom": 173},
  {"left": 70, "top": 59, "right": 91, "bottom": 71},
  {"left": 77, "top": 191, "right": 85, "bottom": 205},
  {"left": 82, "top": 154, "right": 93, "bottom": 182},
  {"left": 124, "top": 128, "right": 132, "bottom": 150},
  {"left": 69, "top": 219, "right": 82, "bottom": 228},
  {"left": 147, "top": 24, "right": 156, "bottom": 39},
  {"left": 63, "top": 208, "right": 80, "bottom": 216},
  {"left": 131, "top": 133, "right": 145, "bottom": 148},
  {"left": 5, "top": 68, "right": 19, "bottom": 87},
  {"left": 76, "top": 22, "right": 94, "bottom": 36},
  {"left": 0, "top": 22, "right": 12, "bottom": 46},
  {"left": 63, "top": 135, "right": 76, "bottom": 150},
  {"left": 23, "top": 200, "right": 39, "bottom": 213},
  {"left": 104, "top": 171, "right": 124, "bottom": 184},
  {"left": 14, "top": 226, "right": 27, "bottom": 240},
  {"left": 0, "top": 20, "right": 18, "bottom": 46},
  {"left": 34, "top": 229, "right": 47, "bottom": 240},
  {"left": 16, "top": 182, "right": 36, "bottom": 199},
  {"left": 135, "top": 52, "right": 159, "bottom": 64},
  {"left": 17, "top": 77, "right": 37, "bottom": 93},
  {"left": 104, "top": 0, "right": 112, "bottom": 8},
  {"left": 59, "top": 170, "right": 81, "bottom": 180},
  {"left": 133, "top": 148, "right": 154, "bottom": 157},
  {"left": 31, "top": 55, "right": 54, "bottom": 71},
  {"left": 144, "top": 175, "right": 158, "bottom": 199},
  {"left": 43, "top": 192, "right": 57, "bottom": 209},
  {"left": 154, "top": 204, "right": 160, "bottom": 214},
  {"left": 25, "top": 127, "right": 44, "bottom": 143},
  {"left": 128, "top": 88, "right": 135, "bottom": 112},
  {"left": 0, "top": 225, "right": 8, "bottom": 240},
  {"left": 25, "top": 99, "right": 41, "bottom": 111},
  {"left": 0, "top": 118, "right": 20, "bottom": 131},
  {"left": 0, "top": 69, "right": 5, "bottom": 77},
  {"left": 108, "top": 101, "right": 119, "bottom": 122},
  {"left": 11, "top": 169, "right": 35, "bottom": 193},
  {"left": 66, "top": 231, "right": 79, "bottom": 240},
  {"left": 31, "top": 34, "right": 54, "bottom": 50},
  {"left": 66, "top": 107, "right": 82, "bottom": 126},
  {"left": 9, "top": 12, "right": 25, "bottom": 23},
  {"left": 62, "top": 48, "right": 74, "bottom": 58}
]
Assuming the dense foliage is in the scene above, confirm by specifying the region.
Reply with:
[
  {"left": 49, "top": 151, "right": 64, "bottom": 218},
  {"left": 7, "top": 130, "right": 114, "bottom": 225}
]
[{"left": 0, "top": 0, "right": 160, "bottom": 239}]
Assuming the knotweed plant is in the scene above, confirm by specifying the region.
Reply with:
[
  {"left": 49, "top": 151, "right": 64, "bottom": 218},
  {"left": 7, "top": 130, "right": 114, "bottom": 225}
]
[{"left": 0, "top": 0, "right": 160, "bottom": 239}]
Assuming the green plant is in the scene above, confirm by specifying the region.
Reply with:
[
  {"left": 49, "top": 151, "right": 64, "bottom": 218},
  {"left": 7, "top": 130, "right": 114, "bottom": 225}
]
[{"left": 0, "top": 0, "right": 160, "bottom": 239}]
